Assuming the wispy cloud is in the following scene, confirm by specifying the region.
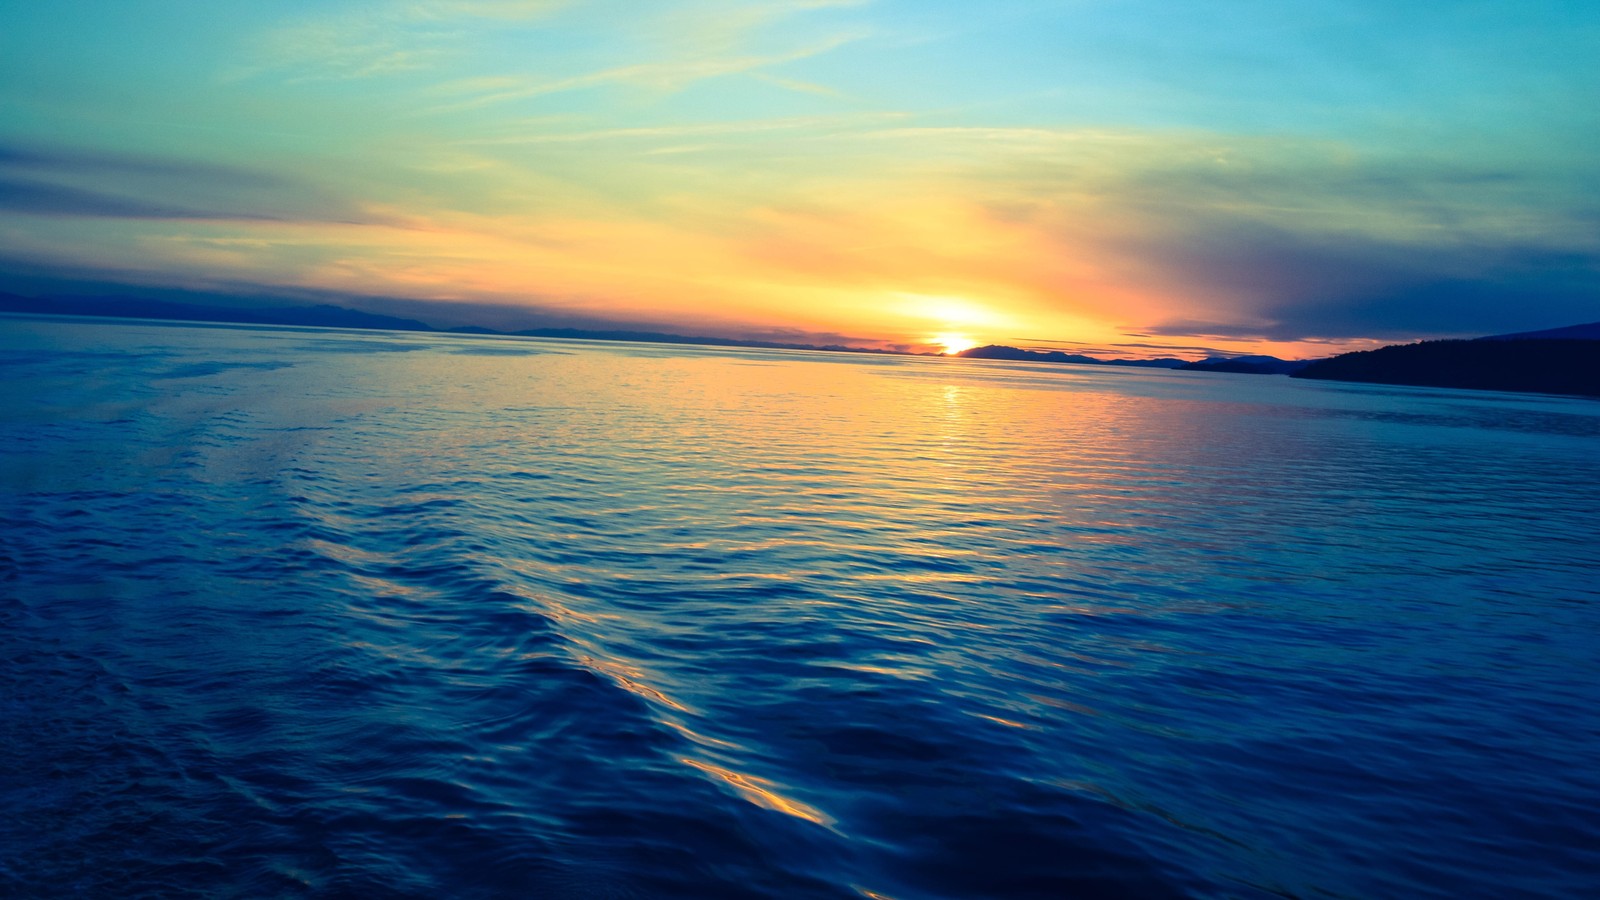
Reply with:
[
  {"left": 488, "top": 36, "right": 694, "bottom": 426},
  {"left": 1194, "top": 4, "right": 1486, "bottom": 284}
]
[
  {"left": 242, "top": 0, "right": 864, "bottom": 96},
  {"left": 0, "top": 143, "right": 285, "bottom": 187},
  {"left": 457, "top": 112, "right": 905, "bottom": 146},
  {"left": 426, "top": 32, "right": 865, "bottom": 112},
  {"left": 644, "top": 0, "right": 872, "bottom": 56},
  {"left": 0, "top": 141, "right": 379, "bottom": 225},
  {"left": 751, "top": 73, "right": 849, "bottom": 99},
  {"left": 421, "top": 0, "right": 571, "bottom": 20},
  {"left": 239, "top": 0, "right": 570, "bottom": 81},
  {"left": 1087, "top": 163, "right": 1600, "bottom": 340},
  {"left": 0, "top": 178, "right": 273, "bottom": 220}
]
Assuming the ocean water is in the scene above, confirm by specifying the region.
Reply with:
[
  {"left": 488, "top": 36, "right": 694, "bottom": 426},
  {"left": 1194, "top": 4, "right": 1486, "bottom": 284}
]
[{"left": 2, "top": 314, "right": 1597, "bottom": 899}]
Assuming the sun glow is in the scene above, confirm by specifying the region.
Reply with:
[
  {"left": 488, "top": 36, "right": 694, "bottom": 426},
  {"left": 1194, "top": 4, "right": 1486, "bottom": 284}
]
[{"left": 932, "top": 333, "right": 979, "bottom": 355}]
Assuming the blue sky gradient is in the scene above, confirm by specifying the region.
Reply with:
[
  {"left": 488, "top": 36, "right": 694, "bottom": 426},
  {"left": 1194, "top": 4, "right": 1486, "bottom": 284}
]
[{"left": 2, "top": 0, "right": 1596, "bottom": 354}]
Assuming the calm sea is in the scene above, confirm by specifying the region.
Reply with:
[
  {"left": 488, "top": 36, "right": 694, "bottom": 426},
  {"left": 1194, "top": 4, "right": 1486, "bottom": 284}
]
[{"left": 3, "top": 314, "right": 1598, "bottom": 898}]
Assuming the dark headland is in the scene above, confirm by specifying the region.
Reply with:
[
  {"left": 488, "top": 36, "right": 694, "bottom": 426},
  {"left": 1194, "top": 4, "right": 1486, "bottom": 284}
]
[
  {"left": 1292, "top": 334, "right": 1600, "bottom": 398},
  {"left": 962, "top": 325, "right": 1600, "bottom": 399}
]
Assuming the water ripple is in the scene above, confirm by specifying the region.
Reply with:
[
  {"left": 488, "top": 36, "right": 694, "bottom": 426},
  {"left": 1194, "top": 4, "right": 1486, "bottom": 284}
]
[{"left": 3, "top": 317, "right": 1599, "bottom": 897}]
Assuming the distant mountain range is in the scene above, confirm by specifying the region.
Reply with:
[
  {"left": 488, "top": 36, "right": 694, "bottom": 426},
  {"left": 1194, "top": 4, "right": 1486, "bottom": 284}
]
[
  {"left": 956, "top": 344, "right": 1313, "bottom": 373},
  {"left": 955, "top": 344, "right": 1189, "bottom": 368},
  {"left": 1175, "top": 355, "right": 1313, "bottom": 375}
]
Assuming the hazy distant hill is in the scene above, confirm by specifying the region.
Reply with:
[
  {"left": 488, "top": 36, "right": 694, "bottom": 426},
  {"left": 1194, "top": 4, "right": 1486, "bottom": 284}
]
[
  {"left": 957, "top": 344, "right": 1188, "bottom": 368},
  {"left": 509, "top": 327, "right": 903, "bottom": 354},
  {"left": 1292, "top": 338, "right": 1600, "bottom": 397},
  {"left": 0, "top": 292, "right": 434, "bottom": 332},
  {"left": 0, "top": 292, "right": 904, "bottom": 356},
  {"left": 1177, "top": 355, "right": 1313, "bottom": 375}
]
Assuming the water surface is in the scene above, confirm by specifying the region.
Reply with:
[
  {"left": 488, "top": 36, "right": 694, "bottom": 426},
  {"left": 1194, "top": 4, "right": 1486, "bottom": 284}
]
[{"left": 3, "top": 315, "right": 1598, "bottom": 897}]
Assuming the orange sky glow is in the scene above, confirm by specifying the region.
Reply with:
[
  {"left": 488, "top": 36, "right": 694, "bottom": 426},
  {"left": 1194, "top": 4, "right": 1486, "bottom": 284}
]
[{"left": 3, "top": 1, "right": 1596, "bottom": 359}]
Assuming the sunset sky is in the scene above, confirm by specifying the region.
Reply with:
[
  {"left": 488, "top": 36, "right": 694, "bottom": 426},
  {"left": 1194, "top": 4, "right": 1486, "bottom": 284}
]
[{"left": 2, "top": 0, "right": 1596, "bottom": 357}]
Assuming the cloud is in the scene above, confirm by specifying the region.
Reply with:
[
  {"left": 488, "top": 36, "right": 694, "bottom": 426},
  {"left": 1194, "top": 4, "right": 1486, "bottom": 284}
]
[
  {"left": 1111, "top": 194, "right": 1600, "bottom": 340},
  {"left": 406, "top": 0, "right": 871, "bottom": 114},
  {"left": 427, "top": 32, "right": 865, "bottom": 112},
  {"left": 0, "top": 144, "right": 284, "bottom": 187},
  {"left": 424, "top": 0, "right": 571, "bottom": 20},
  {"left": 750, "top": 73, "right": 848, "bottom": 99},
  {"left": 0, "top": 177, "right": 276, "bottom": 220},
  {"left": 1104, "top": 340, "right": 1237, "bottom": 354},
  {"left": 644, "top": 0, "right": 871, "bottom": 56},
  {"left": 927, "top": 128, "right": 1600, "bottom": 342},
  {"left": 242, "top": 1, "right": 570, "bottom": 82},
  {"left": 455, "top": 112, "right": 903, "bottom": 146},
  {"left": 0, "top": 141, "right": 380, "bottom": 225}
]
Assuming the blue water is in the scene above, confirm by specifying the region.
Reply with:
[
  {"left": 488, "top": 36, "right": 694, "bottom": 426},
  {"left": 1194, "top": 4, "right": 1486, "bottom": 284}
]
[{"left": 3, "top": 314, "right": 1598, "bottom": 898}]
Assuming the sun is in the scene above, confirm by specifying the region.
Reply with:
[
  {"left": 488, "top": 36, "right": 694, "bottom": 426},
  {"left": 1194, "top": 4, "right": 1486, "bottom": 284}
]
[{"left": 932, "top": 333, "right": 979, "bottom": 355}]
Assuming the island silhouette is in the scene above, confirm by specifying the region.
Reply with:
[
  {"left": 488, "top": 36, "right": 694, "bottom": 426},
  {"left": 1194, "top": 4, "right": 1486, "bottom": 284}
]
[{"left": 1292, "top": 334, "right": 1600, "bottom": 397}]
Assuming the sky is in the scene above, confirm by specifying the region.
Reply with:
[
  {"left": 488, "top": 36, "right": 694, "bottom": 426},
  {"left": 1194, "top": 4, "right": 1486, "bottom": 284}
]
[{"left": 1, "top": 0, "right": 1597, "bottom": 357}]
